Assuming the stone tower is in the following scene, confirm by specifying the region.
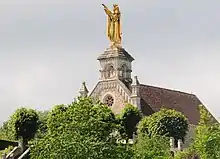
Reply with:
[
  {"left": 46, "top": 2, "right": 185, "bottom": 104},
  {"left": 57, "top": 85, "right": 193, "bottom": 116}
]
[
  {"left": 90, "top": 45, "right": 136, "bottom": 114},
  {"left": 97, "top": 46, "right": 134, "bottom": 88}
]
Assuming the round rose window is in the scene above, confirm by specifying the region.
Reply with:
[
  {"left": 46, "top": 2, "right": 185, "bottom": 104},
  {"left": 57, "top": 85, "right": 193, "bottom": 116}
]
[{"left": 104, "top": 95, "right": 114, "bottom": 107}]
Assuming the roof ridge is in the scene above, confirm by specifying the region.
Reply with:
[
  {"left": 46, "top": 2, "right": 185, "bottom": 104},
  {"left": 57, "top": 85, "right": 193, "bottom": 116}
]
[{"left": 139, "top": 84, "right": 196, "bottom": 96}]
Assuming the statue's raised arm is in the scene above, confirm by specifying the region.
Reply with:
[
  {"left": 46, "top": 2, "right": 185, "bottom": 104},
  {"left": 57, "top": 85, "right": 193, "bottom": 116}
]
[
  {"left": 102, "top": 4, "right": 112, "bottom": 17},
  {"left": 102, "top": 4, "right": 122, "bottom": 47},
  {"left": 102, "top": 4, "right": 107, "bottom": 8}
]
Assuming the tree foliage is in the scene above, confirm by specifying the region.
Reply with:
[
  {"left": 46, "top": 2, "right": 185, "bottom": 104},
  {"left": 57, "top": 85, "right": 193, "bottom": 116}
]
[
  {"left": 46, "top": 104, "right": 68, "bottom": 133},
  {"left": 35, "top": 110, "right": 49, "bottom": 138},
  {"left": 174, "top": 147, "right": 198, "bottom": 159},
  {"left": 198, "top": 104, "right": 215, "bottom": 126},
  {"left": 138, "top": 108, "right": 188, "bottom": 140},
  {"left": 0, "top": 145, "right": 13, "bottom": 157},
  {"left": 192, "top": 105, "right": 220, "bottom": 159},
  {"left": 7, "top": 99, "right": 220, "bottom": 159},
  {"left": 133, "top": 134, "right": 171, "bottom": 159},
  {"left": 8, "top": 108, "right": 39, "bottom": 142},
  {"left": 118, "top": 104, "right": 142, "bottom": 139},
  {"left": 0, "top": 121, "right": 15, "bottom": 141},
  {"left": 30, "top": 97, "right": 133, "bottom": 159},
  {"left": 46, "top": 97, "right": 117, "bottom": 139},
  {"left": 31, "top": 131, "right": 133, "bottom": 159},
  {"left": 175, "top": 104, "right": 220, "bottom": 159},
  {"left": 194, "top": 124, "right": 220, "bottom": 159}
]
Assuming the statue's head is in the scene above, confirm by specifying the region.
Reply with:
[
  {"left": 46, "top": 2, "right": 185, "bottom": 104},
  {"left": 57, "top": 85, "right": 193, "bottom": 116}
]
[
  {"left": 113, "top": 4, "right": 118, "bottom": 7},
  {"left": 113, "top": 4, "right": 120, "bottom": 14}
]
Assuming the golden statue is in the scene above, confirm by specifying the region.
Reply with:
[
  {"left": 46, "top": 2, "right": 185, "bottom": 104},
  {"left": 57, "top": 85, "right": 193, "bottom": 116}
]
[{"left": 102, "top": 4, "right": 122, "bottom": 46}]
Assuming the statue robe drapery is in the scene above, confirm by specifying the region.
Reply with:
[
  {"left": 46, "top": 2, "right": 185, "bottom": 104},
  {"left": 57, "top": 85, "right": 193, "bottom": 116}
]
[{"left": 104, "top": 7, "right": 121, "bottom": 45}]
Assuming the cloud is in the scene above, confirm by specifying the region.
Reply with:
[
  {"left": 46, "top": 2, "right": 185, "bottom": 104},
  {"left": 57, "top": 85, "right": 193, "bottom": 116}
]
[{"left": 0, "top": 0, "right": 220, "bottom": 123}]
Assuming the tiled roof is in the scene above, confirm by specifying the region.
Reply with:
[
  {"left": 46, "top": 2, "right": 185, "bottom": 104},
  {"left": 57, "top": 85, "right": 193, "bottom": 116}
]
[{"left": 139, "top": 84, "right": 202, "bottom": 125}]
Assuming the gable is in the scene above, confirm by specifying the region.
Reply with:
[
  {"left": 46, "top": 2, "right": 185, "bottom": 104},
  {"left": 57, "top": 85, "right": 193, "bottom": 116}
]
[{"left": 90, "top": 79, "right": 132, "bottom": 114}]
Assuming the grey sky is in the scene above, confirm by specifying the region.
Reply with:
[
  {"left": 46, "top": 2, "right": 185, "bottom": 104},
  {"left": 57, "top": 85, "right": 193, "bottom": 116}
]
[{"left": 0, "top": 0, "right": 220, "bottom": 123}]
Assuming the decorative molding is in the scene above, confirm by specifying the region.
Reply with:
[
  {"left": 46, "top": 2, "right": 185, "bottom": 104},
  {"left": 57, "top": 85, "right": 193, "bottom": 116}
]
[{"left": 90, "top": 79, "right": 132, "bottom": 104}]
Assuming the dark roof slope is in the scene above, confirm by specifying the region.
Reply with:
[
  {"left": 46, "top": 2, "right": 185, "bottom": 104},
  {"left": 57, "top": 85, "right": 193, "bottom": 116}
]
[
  {"left": 139, "top": 84, "right": 202, "bottom": 125},
  {"left": 97, "top": 46, "right": 134, "bottom": 62}
]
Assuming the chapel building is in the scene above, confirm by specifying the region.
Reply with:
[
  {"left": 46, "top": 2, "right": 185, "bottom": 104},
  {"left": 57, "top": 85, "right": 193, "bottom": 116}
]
[{"left": 78, "top": 4, "right": 216, "bottom": 148}]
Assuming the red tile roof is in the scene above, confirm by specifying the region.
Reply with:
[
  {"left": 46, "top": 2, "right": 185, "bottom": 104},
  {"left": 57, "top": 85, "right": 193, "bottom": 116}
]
[{"left": 139, "top": 84, "right": 202, "bottom": 125}]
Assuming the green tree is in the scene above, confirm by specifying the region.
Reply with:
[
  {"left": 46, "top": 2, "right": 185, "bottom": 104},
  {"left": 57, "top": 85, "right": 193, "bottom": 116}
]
[
  {"left": 30, "top": 97, "right": 133, "bottom": 159},
  {"left": 193, "top": 123, "right": 220, "bottom": 159},
  {"left": 190, "top": 105, "right": 220, "bottom": 159},
  {"left": 46, "top": 104, "right": 68, "bottom": 134},
  {"left": 31, "top": 131, "right": 133, "bottom": 159},
  {"left": 175, "top": 104, "right": 219, "bottom": 159},
  {"left": 198, "top": 104, "right": 215, "bottom": 126},
  {"left": 9, "top": 108, "right": 39, "bottom": 146},
  {"left": 0, "top": 146, "right": 13, "bottom": 157},
  {"left": 133, "top": 134, "right": 171, "bottom": 159},
  {"left": 35, "top": 110, "right": 49, "bottom": 138},
  {"left": 137, "top": 116, "right": 150, "bottom": 135},
  {"left": 0, "top": 121, "right": 14, "bottom": 141},
  {"left": 119, "top": 104, "right": 141, "bottom": 140},
  {"left": 138, "top": 108, "right": 188, "bottom": 141},
  {"left": 174, "top": 147, "right": 198, "bottom": 159}
]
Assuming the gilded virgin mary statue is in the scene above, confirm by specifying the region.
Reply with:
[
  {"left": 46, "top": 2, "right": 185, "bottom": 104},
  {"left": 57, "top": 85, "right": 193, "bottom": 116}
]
[{"left": 102, "top": 4, "right": 122, "bottom": 46}]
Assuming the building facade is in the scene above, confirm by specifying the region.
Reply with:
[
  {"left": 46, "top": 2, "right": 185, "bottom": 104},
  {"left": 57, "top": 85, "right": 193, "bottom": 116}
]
[
  {"left": 78, "top": 44, "right": 206, "bottom": 148},
  {"left": 77, "top": 4, "right": 217, "bottom": 149}
]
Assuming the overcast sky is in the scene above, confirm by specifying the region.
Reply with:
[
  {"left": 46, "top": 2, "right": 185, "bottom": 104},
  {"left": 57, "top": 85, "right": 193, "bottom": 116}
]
[{"left": 0, "top": 0, "right": 220, "bottom": 123}]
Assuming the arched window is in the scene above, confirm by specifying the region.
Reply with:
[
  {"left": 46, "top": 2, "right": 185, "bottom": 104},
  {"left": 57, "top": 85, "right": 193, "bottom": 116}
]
[
  {"left": 121, "top": 64, "right": 127, "bottom": 77},
  {"left": 105, "top": 64, "right": 115, "bottom": 78}
]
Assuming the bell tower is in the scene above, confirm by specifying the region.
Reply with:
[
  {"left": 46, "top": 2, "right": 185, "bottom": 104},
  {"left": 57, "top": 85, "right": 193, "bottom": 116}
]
[
  {"left": 89, "top": 4, "right": 137, "bottom": 114},
  {"left": 97, "top": 45, "right": 134, "bottom": 89}
]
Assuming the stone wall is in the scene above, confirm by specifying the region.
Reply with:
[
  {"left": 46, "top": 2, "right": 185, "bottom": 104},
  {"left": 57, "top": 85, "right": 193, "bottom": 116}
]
[{"left": 90, "top": 79, "right": 132, "bottom": 114}]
